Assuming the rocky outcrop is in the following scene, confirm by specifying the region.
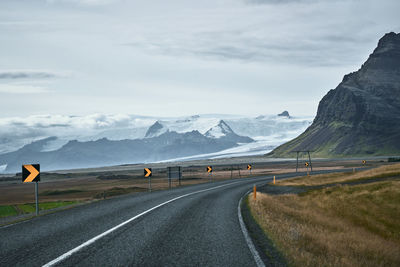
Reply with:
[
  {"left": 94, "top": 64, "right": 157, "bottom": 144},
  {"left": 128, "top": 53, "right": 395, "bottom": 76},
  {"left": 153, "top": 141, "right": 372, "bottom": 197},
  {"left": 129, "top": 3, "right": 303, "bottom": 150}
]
[
  {"left": 277, "top": 111, "right": 290, "bottom": 118},
  {"left": 145, "top": 121, "right": 165, "bottom": 138},
  {"left": 268, "top": 32, "right": 400, "bottom": 157}
]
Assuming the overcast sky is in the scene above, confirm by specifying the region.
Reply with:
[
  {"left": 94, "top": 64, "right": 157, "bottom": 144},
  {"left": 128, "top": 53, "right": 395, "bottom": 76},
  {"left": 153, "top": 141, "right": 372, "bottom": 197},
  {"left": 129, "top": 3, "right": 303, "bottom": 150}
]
[{"left": 0, "top": 0, "right": 399, "bottom": 118}]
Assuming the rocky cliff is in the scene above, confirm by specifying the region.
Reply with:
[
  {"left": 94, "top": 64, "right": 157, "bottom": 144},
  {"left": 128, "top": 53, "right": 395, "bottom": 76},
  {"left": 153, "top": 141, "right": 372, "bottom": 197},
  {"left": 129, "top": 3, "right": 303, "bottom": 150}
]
[{"left": 268, "top": 32, "right": 400, "bottom": 157}]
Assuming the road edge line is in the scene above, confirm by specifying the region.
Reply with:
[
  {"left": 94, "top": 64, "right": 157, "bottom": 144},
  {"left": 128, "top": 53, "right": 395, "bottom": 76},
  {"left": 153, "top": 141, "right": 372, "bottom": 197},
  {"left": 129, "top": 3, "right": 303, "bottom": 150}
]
[{"left": 238, "top": 191, "right": 265, "bottom": 267}]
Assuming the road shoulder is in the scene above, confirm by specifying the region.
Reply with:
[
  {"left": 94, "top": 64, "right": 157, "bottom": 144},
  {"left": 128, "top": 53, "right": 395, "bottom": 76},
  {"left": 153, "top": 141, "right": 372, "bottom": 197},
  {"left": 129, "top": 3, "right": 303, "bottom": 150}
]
[{"left": 240, "top": 194, "right": 287, "bottom": 267}]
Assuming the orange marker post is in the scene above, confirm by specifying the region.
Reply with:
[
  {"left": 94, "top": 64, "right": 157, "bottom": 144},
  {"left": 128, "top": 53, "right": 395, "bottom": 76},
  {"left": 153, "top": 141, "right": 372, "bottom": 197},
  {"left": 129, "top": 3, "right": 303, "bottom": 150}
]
[
  {"left": 273, "top": 176, "right": 275, "bottom": 184},
  {"left": 253, "top": 185, "right": 256, "bottom": 200}
]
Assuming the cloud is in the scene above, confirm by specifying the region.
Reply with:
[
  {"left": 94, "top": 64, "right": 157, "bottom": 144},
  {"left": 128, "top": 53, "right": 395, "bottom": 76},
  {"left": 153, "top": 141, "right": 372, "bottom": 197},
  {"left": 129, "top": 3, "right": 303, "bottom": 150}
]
[
  {"left": 0, "top": 113, "right": 156, "bottom": 153},
  {"left": 120, "top": 0, "right": 383, "bottom": 67},
  {"left": 46, "top": 0, "right": 119, "bottom": 6},
  {"left": 0, "top": 70, "right": 59, "bottom": 80},
  {"left": 245, "top": 0, "right": 341, "bottom": 4},
  {"left": 0, "top": 84, "right": 50, "bottom": 94},
  {"left": 125, "top": 30, "right": 372, "bottom": 67}
]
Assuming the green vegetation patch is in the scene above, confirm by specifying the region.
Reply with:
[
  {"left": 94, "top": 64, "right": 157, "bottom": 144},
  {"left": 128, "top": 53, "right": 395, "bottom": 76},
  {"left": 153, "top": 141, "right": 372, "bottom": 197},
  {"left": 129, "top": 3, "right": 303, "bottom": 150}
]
[
  {"left": 17, "top": 201, "right": 78, "bottom": 214},
  {"left": 1, "top": 201, "right": 78, "bottom": 219},
  {"left": 0, "top": 205, "right": 18, "bottom": 218}
]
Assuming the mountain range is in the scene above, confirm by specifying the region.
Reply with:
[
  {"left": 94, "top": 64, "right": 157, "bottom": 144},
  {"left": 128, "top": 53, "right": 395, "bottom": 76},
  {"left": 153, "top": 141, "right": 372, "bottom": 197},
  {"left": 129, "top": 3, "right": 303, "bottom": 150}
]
[
  {"left": 0, "top": 114, "right": 311, "bottom": 173},
  {"left": 269, "top": 32, "right": 400, "bottom": 157}
]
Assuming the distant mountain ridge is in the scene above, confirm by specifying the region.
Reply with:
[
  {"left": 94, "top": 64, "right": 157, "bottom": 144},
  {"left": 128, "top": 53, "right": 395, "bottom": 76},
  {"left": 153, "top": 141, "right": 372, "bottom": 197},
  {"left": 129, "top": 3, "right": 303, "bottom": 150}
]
[
  {"left": 269, "top": 32, "right": 400, "bottom": 157},
  {"left": 0, "top": 113, "right": 312, "bottom": 172},
  {"left": 0, "top": 129, "right": 253, "bottom": 172}
]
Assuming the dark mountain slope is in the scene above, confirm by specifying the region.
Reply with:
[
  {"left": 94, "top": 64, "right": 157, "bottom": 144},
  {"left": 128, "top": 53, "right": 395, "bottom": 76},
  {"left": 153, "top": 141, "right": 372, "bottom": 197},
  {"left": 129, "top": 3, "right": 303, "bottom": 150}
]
[{"left": 268, "top": 32, "right": 400, "bottom": 157}]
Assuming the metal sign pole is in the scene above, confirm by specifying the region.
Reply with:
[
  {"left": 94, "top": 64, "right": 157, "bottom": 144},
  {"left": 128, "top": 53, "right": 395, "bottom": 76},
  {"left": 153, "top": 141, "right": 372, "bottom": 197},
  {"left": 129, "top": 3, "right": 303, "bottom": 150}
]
[
  {"left": 178, "top": 167, "right": 181, "bottom": 186},
  {"left": 149, "top": 176, "right": 152, "bottom": 192},
  {"left": 167, "top": 167, "right": 171, "bottom": 189},
  {"left": 35, "top": 181, "right": 39, "bottom": 216}
]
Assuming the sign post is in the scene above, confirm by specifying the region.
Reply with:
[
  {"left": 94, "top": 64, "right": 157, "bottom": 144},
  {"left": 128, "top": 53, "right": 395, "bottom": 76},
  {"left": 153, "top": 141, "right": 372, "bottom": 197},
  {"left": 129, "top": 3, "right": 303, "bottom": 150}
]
[
  {"left": 35, "top": 182, "right": 39, "bottom": 215},
  {"left": 207, "top": 166, "right": 212, "bottom": 182},
  {"left": 22, "top": 164, "right": 40, "bottom": 216},
  {"left": 144, "top": 168, "right": 152, "bottom": 192},
  {"left": 247, "top": 164, "right": 252, "bottom": 175},
  {"left": 167, "top": 166, "right": 182, "bottom": 188},
  {"left": 305, "top": 162, "right": 309, "bottom": 176}
]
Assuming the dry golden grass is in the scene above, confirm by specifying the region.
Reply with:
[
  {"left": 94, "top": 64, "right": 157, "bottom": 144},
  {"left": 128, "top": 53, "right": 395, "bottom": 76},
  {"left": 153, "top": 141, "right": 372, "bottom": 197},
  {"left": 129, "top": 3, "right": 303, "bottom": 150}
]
[
  {"left": 249, "top": 179, "right": 400, "bottom": 266},
  {"left": 275, "top": 163, "right": 400, "bottom": 186}
]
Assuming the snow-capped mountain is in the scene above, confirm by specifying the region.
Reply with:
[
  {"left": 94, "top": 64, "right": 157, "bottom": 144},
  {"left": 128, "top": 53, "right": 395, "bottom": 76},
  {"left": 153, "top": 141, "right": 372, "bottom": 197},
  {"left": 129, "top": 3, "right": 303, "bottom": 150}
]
[
  {"left": 205, "top": 120, "right": 233, "bottom": 138},
  {"left": 145, "top": 121, "right": 167, "bottom": 138},
  {"left": 0, "top": 112, "right": 312, "bottom": 172}
]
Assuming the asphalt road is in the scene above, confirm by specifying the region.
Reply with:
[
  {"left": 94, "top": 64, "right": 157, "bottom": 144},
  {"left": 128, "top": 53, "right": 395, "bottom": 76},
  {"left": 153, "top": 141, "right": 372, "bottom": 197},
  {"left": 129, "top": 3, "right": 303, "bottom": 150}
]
[{"left": 0, "top": 169, "right": 355, "bottom": 267}]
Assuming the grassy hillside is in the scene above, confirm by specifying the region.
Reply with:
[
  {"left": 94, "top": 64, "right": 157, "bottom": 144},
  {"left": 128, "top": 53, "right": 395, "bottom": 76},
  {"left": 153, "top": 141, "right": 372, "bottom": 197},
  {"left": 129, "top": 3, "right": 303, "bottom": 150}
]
[{"left": 267, "top": 122, "right": 400, "bottom": 158}]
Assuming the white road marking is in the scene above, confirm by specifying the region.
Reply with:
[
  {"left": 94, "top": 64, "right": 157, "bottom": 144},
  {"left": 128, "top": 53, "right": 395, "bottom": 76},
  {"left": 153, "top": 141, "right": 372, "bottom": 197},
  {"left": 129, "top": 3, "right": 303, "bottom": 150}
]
[
  {"left": 43, "top": 181, "right": 243, "bottom": 267},
  {"left": 238, "top": 190, "right": 266, "bottom": 267}
]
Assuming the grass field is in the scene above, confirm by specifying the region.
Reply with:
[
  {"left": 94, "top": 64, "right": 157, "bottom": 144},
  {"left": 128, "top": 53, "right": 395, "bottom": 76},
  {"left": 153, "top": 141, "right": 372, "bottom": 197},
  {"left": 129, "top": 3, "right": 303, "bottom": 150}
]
[
  {"left": 0, "top": 201, "right": 79, "bottom": 218},
  {"left": 275, "top": 163, "right": 400, "bottom": 186},
  {"left": 248, "top": 163, "right": 400, "bottom": 266}
]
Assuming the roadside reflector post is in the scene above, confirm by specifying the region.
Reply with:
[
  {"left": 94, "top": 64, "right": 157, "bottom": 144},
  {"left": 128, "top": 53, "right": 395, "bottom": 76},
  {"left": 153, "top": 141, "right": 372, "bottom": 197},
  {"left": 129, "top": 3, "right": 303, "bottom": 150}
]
[
  {"left": 253, "top": 185, "right": 256, "bottom": 200},
  {"left": 273, "top": 176, "right": 275, "bottom": 184}
]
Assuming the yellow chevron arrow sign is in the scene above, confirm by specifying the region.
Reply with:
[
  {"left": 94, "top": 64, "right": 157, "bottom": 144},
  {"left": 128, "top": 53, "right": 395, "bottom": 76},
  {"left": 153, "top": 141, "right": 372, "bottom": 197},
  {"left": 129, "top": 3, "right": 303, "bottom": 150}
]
[
  {"left": 144, "top": 168, "right": 152, "bottom": 178},
  {"left": 22, "top": 164, "right": 40, "bottom": 183},
  {"left": 207, "top": 166, "right": 212, "bottom": 173}
]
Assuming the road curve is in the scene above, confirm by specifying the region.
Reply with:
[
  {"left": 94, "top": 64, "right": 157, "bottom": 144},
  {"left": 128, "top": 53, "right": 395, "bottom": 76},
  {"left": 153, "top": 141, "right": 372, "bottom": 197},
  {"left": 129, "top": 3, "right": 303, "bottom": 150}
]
[
  {"left": 0, "top": 176, "right": 272, "bottom": 266},
  {"left": 0, "top": 169, "right": 352, "bottom": 266}
]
